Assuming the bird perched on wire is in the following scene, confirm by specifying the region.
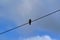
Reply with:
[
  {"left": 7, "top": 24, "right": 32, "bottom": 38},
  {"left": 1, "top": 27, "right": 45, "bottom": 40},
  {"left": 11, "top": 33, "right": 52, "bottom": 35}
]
[{"left": 29, "top": 19, "right": 32, "bottom": 25}]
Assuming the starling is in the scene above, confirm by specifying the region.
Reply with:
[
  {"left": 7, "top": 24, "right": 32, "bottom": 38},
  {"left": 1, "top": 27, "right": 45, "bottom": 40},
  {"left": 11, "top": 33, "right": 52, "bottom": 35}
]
[{"left": 29, "top": 19, "right": 32, "bottom": 25}]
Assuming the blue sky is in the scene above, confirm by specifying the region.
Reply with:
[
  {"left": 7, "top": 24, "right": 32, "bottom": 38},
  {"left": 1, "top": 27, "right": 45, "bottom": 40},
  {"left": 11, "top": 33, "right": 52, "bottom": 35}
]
[{"left": 0, "top": 0, "right": 60, "bottom": 40}]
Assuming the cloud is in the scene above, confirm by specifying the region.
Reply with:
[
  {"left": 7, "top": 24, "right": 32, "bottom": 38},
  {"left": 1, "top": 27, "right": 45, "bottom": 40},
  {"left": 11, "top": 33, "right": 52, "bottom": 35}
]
[
  {"left": 2, "top": 0, "right": 41, "bottom": 25},
  {"left": 17, "top": 0, "right": 40, "bottom": 18},
  {"left": 19, "top": 35, "right": 56, "bottom": 40},
  {"left": 16, "top": 0, "right": 60, "bottom": 36},
  {"left": 0, "top": 0, "right": 60, "bottom": 34}
]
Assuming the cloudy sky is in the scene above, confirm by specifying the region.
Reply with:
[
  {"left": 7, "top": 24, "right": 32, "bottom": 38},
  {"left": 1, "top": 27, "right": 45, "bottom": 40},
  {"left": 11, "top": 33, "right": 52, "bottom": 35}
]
[{"left": 0, "top": 0, "right": 60, "bottom": 40}]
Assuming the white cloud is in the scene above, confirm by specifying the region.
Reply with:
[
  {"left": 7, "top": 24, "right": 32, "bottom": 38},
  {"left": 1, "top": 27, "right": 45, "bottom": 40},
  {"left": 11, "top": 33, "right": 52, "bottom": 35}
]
[
  {"left": 0, "top": 0, "right": 60, "bottom": 34},
  {"left": 10, "top": 0, "right": 41, "bottom": 25},
  {"left": 17, "top": 0, "right": 41, "bottom": 19},
  {"left": 19, "top": 35, "right": 56, "bottom": 40}
]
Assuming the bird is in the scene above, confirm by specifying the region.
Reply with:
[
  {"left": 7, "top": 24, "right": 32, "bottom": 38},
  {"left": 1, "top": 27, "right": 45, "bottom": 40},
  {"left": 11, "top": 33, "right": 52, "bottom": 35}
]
[{"left": 29, "top": 19, "right": 32, "bottom": 25}]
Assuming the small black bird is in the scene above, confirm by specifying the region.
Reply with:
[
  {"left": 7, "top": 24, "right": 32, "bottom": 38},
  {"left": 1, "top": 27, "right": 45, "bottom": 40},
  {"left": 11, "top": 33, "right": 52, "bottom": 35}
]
[{"left": 29, "top": 19, "right": 32, "bottom": 25}]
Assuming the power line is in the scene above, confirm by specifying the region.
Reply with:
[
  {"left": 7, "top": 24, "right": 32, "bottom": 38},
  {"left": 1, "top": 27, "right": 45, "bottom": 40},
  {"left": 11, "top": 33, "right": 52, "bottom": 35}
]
[
  {"left": 0, "top": 23, "right": 28, "bottom": 35},
  {"left": 32, "top": 9, "right": 60, "bottom": 22},
  {"left": 0, "top": 9, "right": 60, "bottom": 35}
]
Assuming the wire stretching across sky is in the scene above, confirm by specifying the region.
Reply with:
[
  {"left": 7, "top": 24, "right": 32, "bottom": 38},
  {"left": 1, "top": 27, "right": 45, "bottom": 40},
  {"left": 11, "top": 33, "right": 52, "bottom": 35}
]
[{"left": 0, "top": 9, "right": 60, "bottom": 35}]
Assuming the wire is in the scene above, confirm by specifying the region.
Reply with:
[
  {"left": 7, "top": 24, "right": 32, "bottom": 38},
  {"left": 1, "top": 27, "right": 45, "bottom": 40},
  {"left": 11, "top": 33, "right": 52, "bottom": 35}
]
[
  {"left": 32, "top": 9, "right": 60, "bottom": 22},
  {"left": 0, "top": 9, "right": 60, "bottom": 35},
  {"left": 0, "top": 23, "right": 28, "bottom": 35}
]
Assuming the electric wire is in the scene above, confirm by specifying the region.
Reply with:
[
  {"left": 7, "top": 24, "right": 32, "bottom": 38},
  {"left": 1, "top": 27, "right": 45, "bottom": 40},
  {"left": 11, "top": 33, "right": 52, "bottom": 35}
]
[{"left": 0, "top": 9, "right": 60, "bottom": 35}]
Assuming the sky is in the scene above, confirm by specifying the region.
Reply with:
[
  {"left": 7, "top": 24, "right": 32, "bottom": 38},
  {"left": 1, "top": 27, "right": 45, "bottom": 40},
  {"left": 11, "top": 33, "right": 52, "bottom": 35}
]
[{"left": 0, "top": 0, "right": 60, "bottom": 40}]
